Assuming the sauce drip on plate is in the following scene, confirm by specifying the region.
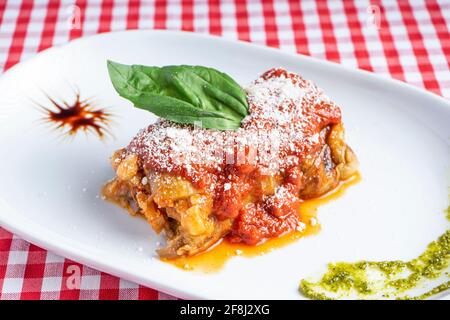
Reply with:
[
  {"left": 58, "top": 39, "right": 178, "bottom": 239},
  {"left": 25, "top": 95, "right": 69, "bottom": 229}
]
[
  {"left": 162, "top": 173, "right": 361, "bottom": 272},
  {"left": 299, "top": 230, "right": 450, "bottom": 300},
  {"left": 299, "top": 193, "right": 450, "bottom": 300},
  {"left": 127, "top": 68, "right": 353, "bottom": 245},
  {"left": 36, "top": 90, "right": 112, "bottom": 139}
]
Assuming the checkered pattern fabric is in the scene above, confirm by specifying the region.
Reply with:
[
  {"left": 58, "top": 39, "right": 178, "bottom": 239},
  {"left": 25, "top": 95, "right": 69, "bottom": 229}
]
[{"left": 0, "top": 0, "right": 449, "bottom": 300}]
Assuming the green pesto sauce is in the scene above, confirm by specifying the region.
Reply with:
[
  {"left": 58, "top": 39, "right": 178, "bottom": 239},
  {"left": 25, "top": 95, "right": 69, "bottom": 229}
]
[{"left": 299, "top": 230, "right": 450, "bottom": 300}]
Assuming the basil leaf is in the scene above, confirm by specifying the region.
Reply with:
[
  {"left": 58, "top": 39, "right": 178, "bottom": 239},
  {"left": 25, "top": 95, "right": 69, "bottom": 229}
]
[{"left": 107, "top": 60, "right": 249, "bottom": 130}]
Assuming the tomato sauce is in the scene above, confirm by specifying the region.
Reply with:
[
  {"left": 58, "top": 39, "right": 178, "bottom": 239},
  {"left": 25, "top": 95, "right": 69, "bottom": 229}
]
[{"left": 128, "top": 68, "right": 343, "bottom": 245}]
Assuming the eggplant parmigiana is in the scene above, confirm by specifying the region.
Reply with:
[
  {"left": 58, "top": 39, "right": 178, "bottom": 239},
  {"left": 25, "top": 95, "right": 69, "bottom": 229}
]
[{"left": 102, "top": 68, "right": 358, "bottom": 258}]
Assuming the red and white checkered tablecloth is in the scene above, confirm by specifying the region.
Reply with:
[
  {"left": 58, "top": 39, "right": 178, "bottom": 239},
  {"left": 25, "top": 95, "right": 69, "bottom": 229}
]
[{"left": 0, "top": 0, "right": 449, "bottom": 300}]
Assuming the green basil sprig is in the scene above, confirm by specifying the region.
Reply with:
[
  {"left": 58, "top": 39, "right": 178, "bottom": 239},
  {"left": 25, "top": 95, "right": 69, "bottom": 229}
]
[{"left": 107, "top": 61, "right": 249, "bottom": 130}]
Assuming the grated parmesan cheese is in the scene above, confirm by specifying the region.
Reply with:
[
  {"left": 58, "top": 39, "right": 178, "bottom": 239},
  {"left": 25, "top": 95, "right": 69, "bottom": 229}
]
[{"left": 125, "top": 68, "right": 341, "bottom": 193}]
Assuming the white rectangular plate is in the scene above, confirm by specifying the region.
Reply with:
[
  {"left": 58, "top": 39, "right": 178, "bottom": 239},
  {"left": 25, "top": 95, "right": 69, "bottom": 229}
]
[{"left": 0, "top": 30, "right": 448, "bottom": 299}]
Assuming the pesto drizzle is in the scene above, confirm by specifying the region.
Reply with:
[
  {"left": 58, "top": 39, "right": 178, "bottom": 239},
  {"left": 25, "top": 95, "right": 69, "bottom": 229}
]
[{"left": 299, "top": 230, "right": 450, "bottom": 300}]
